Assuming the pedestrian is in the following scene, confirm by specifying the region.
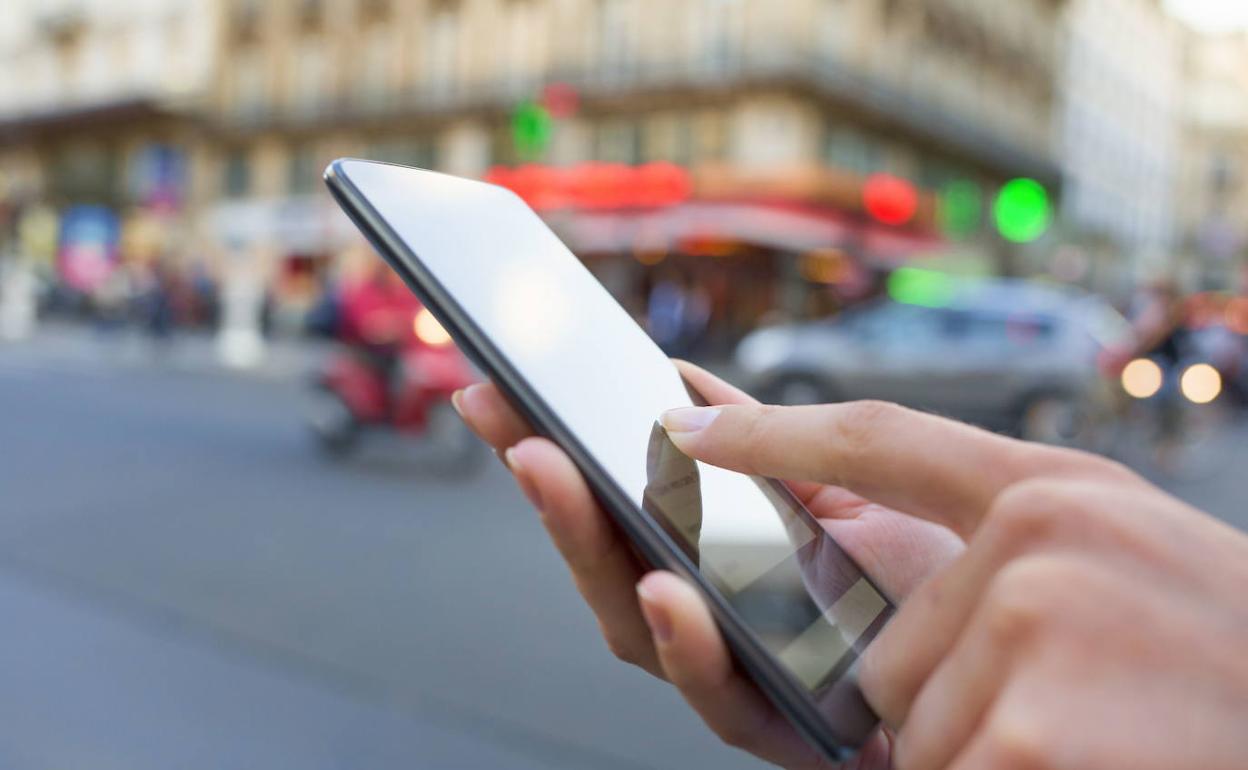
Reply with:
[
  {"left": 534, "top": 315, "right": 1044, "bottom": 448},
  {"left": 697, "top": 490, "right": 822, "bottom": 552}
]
[{"left": 454, "top": 360, "right": 1248, "bottom": 769}]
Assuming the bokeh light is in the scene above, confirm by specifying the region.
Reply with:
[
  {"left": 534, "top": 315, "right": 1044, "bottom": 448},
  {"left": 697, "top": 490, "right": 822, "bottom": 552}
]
[
  {"left": 800, "top": 248, "right": 852, "bottom": 284},
  {"left": 887, "top": 267, "right": 954, "bottom": 308},
  {"left": 511, "top": 100, "right": 553, "bottom": 161},
  {"left": 994, "top": 178, "right": 1051, "bottom": 243},
  {"left": 414, "top": 307, "right": 453, "bottom": 347},
  {"left": 1121, "top": 358, "right": 1163, "bottom": 399},
  {"left": 1181, "top": 363, "right": 1222, "bottom": 404},
  {"left": 863, "top": 174, "right": 918, "bottom": 226}
]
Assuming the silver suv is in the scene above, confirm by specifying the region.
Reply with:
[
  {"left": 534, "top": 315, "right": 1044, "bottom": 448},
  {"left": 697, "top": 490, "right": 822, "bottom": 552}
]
[{"left": 735, "top": 278, "right": 1130, "bottom": 446}]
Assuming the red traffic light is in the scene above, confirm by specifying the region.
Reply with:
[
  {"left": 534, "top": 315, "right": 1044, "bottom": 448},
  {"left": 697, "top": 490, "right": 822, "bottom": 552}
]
[
  {"left": 863, "top": 174, "right": 918, "bottom": 226},
  {"left": 540, "top": 82, "right": 580, "bottom": 119}
]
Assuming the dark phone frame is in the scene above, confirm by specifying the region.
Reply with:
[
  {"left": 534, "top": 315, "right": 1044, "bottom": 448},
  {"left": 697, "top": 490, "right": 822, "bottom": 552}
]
[{"left": 325, "top": 158, "right": 871, "bottom": 762}]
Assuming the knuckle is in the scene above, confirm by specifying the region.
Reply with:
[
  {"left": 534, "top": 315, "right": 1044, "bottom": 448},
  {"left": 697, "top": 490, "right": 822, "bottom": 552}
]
[
  {"left": 981, "top": 559, "right": 1069, "bottom": 644},
  {"left": 984, "top": 712, "right": 1051, "bottom": 770},
  {"left": 827, "top": 400, "right": 902, "bottom": 475},
  {"left": 987, "top": 480, "right": 1083, "bottom": 549},
  {"left": 835, "top": 400, "right": 901, "bottom": 446}
]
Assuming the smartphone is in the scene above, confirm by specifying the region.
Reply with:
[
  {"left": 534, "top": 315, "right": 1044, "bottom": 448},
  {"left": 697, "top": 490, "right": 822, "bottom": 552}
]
[{"left": 325, "top": 159, "right": 894, "bottom": 762}]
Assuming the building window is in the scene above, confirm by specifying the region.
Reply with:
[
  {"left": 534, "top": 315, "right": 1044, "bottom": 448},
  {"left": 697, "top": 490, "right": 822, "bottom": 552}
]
[
  {"left": 358, "top": 26, "right": 395, "bottom": 110},
  {"left": 692, "top": 110, "right": 728, "bottom": 164},
  {"left": 598, "top": 0, "right": 636, "bottom": 75},
  {"left": 501, "top": 0, "right": 540, "bottom": 93},
  {"left": 825, "top": 126, "right": 883, "bottom": 176},
  {"left": 596, "top": 119, "right": 641, "bottom": 164},
  {"left": 643, "top": 113, "right": 695, "bottom": 166},
  {"left": 697, "top": 0, "right": 744, "bottom": 71},
  {"left": 230, "top": 49, "right": 268, "bottom": 120},
  {"left": 490, "top": 124, "right": 517, "bottom": 167},
  {"left": 425, "top": 4, "right": 459, "bottom": 98},
  {"left": 223, "top": 149, "right": 251, "bottom": 198},
  {"left": 291, "top": 40, "right": 330, "bottom": 118},
  {"left": 287, "top": 144, "right": 319, "bottom": 196}
]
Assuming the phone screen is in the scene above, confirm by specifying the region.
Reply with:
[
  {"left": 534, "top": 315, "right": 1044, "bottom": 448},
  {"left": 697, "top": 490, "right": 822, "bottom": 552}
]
[{"left": 333, "top": 161, "right": 892, "bottom": 745}]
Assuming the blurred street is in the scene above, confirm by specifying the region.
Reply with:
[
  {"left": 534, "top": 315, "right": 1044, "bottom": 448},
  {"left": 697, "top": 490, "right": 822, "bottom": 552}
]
[
  {"left": 2, "top": 0, "right": 1248, "bottom": 764},
  {"left": 1, "top": 333, "right": 1247, "bottom": 770},
  {"left": 0, "top": 334, "right": 764, "bottom": 770}
]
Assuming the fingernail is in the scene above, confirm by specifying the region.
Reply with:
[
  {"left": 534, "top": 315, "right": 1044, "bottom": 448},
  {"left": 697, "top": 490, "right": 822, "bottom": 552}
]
[
  {"left": 505, "top": 447, "right": 543, "bottom": 510},
  {"left": 660, "top": 406, "right": 721, "bottom": 434},
  {"left": 450, "top": 389, "right": 466, "bottom": 419},
  {"left": 637, "top": 578, "right": 674, "bottom": 644}
]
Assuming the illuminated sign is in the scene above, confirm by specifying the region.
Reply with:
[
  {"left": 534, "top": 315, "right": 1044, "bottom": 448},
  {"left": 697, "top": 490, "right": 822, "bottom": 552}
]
[{"left": 486, "top": 162, "right": 693, "bottom": 211}]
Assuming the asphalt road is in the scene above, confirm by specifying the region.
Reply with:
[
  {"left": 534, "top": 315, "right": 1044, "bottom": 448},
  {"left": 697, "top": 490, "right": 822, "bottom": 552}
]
[{"left": 0, "top": 332, "right": 1245, "bottom": 769}]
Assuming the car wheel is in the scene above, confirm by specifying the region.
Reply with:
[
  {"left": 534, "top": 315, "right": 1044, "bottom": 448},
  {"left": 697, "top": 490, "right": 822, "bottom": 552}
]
[
  {"left": 306, "top": 385, "right": 361, "bottom": 457},
  {"left": 1019, "top": 394, "right": 1083, "bottom": 447}
]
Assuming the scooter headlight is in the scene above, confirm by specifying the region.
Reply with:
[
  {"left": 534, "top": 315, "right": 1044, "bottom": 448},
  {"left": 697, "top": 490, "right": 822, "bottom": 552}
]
[
  {"left": 1121, "top": 358, "right": 1163, "bottom": 399},
  {"left": 414, "top": 308, "right": 453, "bottom": 347},
  {"left": 1180, "top": 363, "right": 1221, "bottom": 404}
]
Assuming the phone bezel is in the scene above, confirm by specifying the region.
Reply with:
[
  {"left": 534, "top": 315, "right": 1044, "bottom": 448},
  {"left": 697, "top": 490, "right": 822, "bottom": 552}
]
[{"left": 324, "top": 158, "right": 867, "bottom": 762}]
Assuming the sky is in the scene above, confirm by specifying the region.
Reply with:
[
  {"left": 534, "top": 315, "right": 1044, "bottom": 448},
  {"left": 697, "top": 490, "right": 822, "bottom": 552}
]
[{"left": 1164, "top": 0, "right": 1248, "bottom": 33}]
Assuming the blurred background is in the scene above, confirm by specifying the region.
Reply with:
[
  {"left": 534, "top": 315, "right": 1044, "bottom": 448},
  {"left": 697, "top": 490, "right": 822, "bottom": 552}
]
[{"left": 0, "top": 0, "right": 1246, "bottom": 768}]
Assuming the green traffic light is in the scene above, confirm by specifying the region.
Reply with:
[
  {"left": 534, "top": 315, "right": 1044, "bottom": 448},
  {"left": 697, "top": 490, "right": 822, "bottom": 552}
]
[
  {"left": 994, "top": 178, "right": 1050, "bottom": 243},
  {"left": 512, "top": 101, "right": 553, "bottom": 161}
]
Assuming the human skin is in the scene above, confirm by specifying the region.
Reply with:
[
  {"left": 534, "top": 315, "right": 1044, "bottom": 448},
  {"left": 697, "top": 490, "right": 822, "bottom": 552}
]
[{"left": 453, "top": 361, "right": 1248, "bottom": 769}]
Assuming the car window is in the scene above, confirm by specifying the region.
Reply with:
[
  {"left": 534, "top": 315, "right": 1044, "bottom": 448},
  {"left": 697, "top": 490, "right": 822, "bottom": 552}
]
[
  {"left": 938, "top": 309, "right": 1056, "bottom": 351},
  {"left": 852, "top": 303, "right": 941, "bottom": 346}
]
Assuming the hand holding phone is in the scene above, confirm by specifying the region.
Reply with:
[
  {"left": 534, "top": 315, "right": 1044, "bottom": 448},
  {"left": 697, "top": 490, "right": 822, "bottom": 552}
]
[
  {"left": 326, "top": 160, "right": 907, "bottom": 760},
  {"left": 455, "top": 364, "right": 963, "bottom": 769}
]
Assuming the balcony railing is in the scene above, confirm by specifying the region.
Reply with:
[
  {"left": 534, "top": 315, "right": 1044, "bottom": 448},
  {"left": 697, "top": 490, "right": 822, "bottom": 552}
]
[{"left": 217, "top": 46, "right": 1058, "bottom": 182}]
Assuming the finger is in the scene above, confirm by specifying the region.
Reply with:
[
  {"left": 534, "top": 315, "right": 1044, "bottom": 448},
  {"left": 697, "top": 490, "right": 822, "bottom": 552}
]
[
  {"left": 661, "top": 400, "right": 1116, "bottom": 537},
  {"left": 890, "top": 564, "right": 1040, "bottom": 770},
  {"left": 636, "top": 572, "right": 836, "bottom": 770},
  {"left": 672, "top": 359, "right": 824, "bottom": 505},
  {"left": 506, "top": 437, "right": 661, "bottom": 677},
  {"left": 454, "top": 382, "right": 533, "bottom": 452},
  {"left": 818, "top": 510, "right": 964, "bottom": 602}
]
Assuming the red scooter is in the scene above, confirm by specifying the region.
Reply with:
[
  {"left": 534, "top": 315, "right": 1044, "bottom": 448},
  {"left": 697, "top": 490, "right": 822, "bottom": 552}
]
[{"left": 307, "top": 307, "right": 482, "bottom": 470}]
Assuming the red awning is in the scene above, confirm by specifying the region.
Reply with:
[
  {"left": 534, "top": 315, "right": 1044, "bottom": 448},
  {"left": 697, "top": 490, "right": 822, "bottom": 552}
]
[{"left": 545, "top": 201, "right": 942, "bottom": 261}]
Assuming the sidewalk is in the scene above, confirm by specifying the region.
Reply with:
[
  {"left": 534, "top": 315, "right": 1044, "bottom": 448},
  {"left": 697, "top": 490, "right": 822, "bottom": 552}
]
[{"left": 0, "top": 322, "right": 331, "bottom": 382}]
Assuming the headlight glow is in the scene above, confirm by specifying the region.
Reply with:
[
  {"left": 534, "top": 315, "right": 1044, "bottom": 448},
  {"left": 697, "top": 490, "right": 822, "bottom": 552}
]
[
  {"left": 414, "top": 308, "right": 453, "bottom": 347},
  {"left": 1180, "top": 363, "right": 1221, "bottom": 404},
  {"left": 1121, "top": 358, "right": 1163, "bottom": 399}
]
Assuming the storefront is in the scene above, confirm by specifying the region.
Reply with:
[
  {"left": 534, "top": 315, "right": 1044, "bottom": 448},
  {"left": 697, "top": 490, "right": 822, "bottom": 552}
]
[{"left": 488, "top": 162, "right": 947, "bottom": 356}]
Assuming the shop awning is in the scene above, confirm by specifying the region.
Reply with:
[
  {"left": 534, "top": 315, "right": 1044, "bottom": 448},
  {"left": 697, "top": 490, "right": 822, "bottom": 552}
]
[{"left": 546, "top": 201, "right": 942, "bottom": 262}]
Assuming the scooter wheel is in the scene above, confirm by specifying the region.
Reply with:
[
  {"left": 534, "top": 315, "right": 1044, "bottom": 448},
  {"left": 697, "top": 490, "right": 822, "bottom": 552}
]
[{"left": 306, "top": 385, "right": 362, "bottom": 457}]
